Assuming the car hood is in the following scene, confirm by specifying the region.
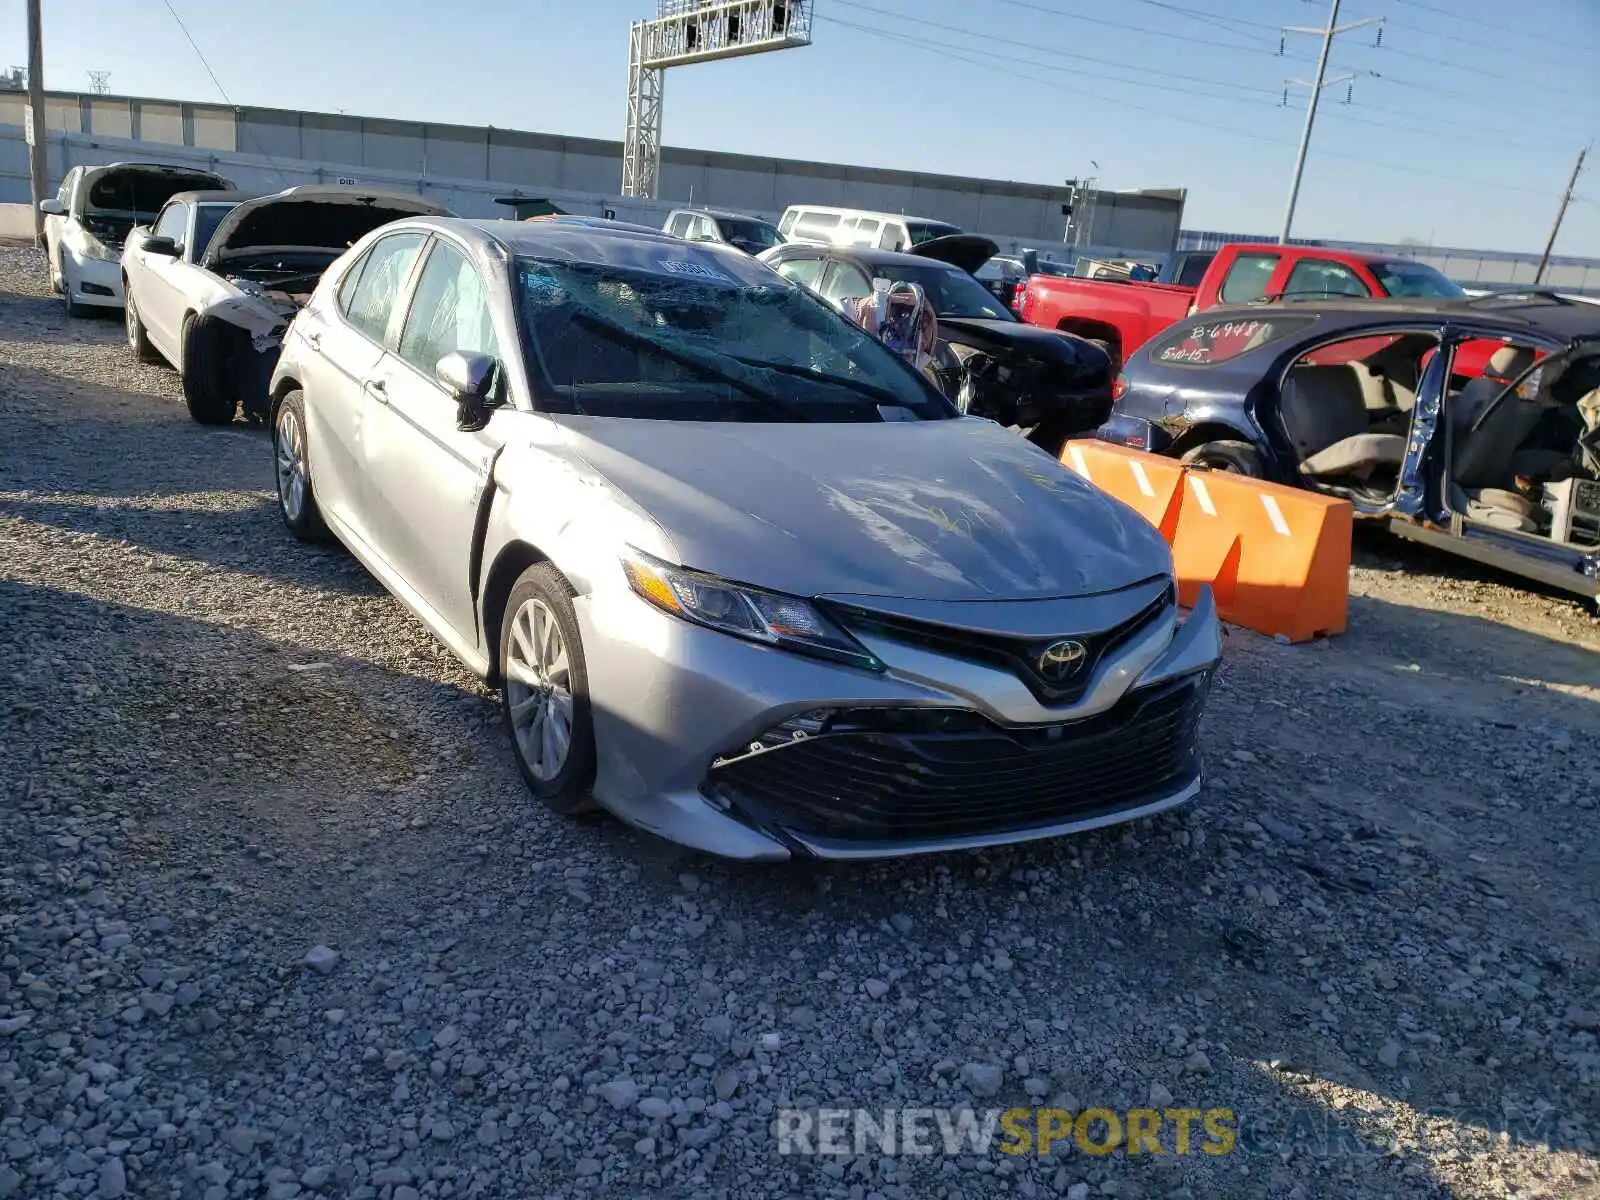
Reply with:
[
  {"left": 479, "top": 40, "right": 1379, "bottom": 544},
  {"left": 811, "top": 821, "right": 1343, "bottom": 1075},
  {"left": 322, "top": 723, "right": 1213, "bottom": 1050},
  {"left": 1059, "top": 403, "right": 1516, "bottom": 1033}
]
[
  {"left": 555, "top": 414, "right": 1171, "bottom": 601},
  {"left": 911, "top": 233, "right": 1001, "bottom": 275},
  {"left": 939, "top": 318, "right": 1116, "bottom": 388},
  {"left": 200, "top": 187, "right": 450, "bottom": 268}
]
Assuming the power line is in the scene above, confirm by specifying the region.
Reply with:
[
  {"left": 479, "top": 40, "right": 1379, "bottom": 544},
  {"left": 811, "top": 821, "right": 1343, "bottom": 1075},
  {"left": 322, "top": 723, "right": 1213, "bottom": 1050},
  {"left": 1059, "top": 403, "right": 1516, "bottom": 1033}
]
[
  {"left": 830, "top": 9, "right": 1281, "bottom": 102},
  {"left": 832, "top": 16, "right": 1562, "bottom": 199},
  {"left": 833, "top": 7, "right": 1581, "bottom": 156},
  {"left": 1389, "top": 0, "right": 1600, "bottom": 57},
  {"left": 1334, "top": 30, "right": 1599, "bottom": 104},
  {"left": 984, "top": 0, "right": 1298, "bottom": 59},
  {"left": 158, "top": 0, "right": 286, "bottom": 182}
]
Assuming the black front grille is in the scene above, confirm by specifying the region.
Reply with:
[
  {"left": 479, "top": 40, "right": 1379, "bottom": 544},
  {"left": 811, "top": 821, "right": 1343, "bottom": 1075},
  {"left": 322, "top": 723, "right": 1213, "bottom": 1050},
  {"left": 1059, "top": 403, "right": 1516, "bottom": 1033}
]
[
  {"left": 828, "top": 584, "right": 1173, "bottom": 706},
  {"left": 704, "top": 673, "right": 1209, "bottom": 846}
]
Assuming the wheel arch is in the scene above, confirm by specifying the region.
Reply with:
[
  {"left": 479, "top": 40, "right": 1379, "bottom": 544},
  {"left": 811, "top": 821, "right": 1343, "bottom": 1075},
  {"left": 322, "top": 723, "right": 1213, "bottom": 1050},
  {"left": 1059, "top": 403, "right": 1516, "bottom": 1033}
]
[
  {"left": 481, "top": 540, "right": 553, "bottom": 688},
  {"left": 1168, "top": 420, "right": 1259, "bottom": 456},
  {"left": 1054, "top": 317, "right": 1123, "bottom": 364}
]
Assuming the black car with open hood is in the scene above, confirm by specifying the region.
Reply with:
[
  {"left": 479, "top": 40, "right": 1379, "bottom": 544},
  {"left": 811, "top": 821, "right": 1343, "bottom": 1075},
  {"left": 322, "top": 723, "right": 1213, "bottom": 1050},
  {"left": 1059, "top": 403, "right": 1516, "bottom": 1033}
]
[{"left": 760, "top": 234, "right": 1115, "bottom": 453}]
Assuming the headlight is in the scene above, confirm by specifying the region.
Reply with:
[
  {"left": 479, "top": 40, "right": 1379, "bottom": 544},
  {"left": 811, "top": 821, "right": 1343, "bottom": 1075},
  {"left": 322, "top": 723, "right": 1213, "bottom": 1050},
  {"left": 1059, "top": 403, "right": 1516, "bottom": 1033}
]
[
  {"left": 73, "top": 232, "right": 118, "bottom": 262},
  {"left": 621, "top": 548, "right": 884, "bottom": 673}
]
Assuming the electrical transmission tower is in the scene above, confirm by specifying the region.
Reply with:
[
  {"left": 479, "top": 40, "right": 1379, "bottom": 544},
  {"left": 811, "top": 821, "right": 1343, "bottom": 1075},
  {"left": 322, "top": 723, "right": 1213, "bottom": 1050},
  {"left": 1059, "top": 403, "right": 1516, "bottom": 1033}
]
[
  {"left": 623, "top": 1, "right": 815, "bottom": 199},
  {"left": 87, "top": 70, "right": 111, "bottom": 94},
  {"left": 1278, "top": 0, "right": 1384, "bottom": 243}
]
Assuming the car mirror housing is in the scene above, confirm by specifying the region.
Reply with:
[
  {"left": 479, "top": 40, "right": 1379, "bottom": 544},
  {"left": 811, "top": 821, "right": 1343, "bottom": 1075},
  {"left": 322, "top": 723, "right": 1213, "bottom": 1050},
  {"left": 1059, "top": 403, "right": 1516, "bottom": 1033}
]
[
  {"left": 437, "top": 351, "right": 503, "bottom": 432},
  {"left": 38, "top": 198, "right": 65, "bottom": 216},
  {"left": 139, "top": 235, "right": 180, "bottom": 258}
]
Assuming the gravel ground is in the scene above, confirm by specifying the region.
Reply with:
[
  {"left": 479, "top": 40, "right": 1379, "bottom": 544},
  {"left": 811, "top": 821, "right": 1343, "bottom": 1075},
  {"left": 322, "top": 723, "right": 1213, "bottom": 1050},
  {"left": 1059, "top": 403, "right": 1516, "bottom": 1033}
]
[{"left": 2, "top": 240, "right": 1598, "bottom": 1200}]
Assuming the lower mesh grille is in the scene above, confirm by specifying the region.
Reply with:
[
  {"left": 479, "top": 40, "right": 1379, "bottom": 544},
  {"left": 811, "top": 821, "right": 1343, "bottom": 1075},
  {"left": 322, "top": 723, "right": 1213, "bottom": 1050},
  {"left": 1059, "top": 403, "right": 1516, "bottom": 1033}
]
[{"left": 704, "top": 673, "right": 1209, "bottom": 845}]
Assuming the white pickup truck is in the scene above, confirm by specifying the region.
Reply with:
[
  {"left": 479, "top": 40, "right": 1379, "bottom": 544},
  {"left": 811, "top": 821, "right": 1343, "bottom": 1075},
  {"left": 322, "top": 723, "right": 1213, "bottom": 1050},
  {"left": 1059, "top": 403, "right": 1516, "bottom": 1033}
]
[{"left": 121, "top": 184, "right": 450, "bottom": 425}]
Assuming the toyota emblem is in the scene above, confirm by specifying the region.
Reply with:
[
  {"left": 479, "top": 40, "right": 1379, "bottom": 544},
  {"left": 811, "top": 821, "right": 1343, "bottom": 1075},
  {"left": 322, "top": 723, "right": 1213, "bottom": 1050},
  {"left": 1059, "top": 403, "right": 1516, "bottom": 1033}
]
[{"left": 1036, "top": 639, "right": 1088, "bottom": 681}]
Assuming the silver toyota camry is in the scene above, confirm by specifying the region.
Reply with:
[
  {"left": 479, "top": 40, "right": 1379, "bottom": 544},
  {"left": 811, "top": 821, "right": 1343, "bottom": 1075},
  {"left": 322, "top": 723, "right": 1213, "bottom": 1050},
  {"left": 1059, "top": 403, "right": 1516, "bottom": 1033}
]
[{"left": 268, "top": 215, "right": 1222, "bottom": 861}]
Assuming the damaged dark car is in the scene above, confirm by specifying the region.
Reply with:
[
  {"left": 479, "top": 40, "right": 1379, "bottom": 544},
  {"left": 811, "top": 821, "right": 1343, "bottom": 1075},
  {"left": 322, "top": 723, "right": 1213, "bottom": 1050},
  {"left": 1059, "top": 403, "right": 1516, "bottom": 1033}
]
[{"left": 759, "top": 234, "right": 1116, "bottom": 453}]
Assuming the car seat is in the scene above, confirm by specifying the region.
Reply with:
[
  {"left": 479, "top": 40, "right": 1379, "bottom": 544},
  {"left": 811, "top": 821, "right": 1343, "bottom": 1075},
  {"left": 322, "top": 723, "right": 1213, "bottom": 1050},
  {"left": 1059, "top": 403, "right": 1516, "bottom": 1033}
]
[
  {"left": 1447, "top": 345, "right": 1548, "bottom": 529},
  {"left": 1279, "top": 364, "right": 1407, "bottom": 481}
]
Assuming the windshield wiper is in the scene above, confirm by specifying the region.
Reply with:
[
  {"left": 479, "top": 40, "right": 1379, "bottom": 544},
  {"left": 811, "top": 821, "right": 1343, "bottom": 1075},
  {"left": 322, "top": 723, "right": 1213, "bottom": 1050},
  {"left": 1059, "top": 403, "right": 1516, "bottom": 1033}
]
[
  {"left": 565, "top": 312, "right": 813, "bottom": 421},
  {"left": 730, "top": 357, "right": 926, "bottom": 413}
]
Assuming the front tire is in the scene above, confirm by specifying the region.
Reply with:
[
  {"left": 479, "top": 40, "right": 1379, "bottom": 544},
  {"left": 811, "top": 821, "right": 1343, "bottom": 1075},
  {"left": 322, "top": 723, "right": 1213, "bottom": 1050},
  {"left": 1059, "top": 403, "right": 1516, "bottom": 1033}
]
[
  {"left": 124, "top": 287, "right": 160, "bottom": 364},
  {"left": 181, "top": 315, "right": 238, "bottom": 425},
  {"left": 59, "top": 255, "right": 89, "bottom": 318},
  {"left": 500, "top": 564, "right": 598, "bottom": 816},
  {"left": 273, "top": 391, "right": 328, "bottom": 542}
]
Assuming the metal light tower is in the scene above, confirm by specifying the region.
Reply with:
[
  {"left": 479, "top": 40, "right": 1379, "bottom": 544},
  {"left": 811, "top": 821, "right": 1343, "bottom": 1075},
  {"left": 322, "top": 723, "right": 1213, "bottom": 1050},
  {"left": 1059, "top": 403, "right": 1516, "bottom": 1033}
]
[{"left": 623, "top": 0, "right": 815, "bottom": 198}]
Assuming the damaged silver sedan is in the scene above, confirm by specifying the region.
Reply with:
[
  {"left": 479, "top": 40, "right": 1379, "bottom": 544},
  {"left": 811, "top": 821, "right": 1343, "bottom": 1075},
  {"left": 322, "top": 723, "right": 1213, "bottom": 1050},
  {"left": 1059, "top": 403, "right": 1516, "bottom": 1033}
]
[{"left": 120, "top": 184, "right": 451, "bottom": 425}]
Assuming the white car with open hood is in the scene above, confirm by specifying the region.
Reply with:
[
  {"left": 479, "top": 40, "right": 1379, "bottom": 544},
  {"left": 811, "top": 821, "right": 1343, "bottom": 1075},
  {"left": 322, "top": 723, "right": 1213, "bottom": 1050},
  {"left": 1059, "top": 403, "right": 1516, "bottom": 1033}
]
[
  {"left": 121, "top": 184, "right": 451, "bottom": 426},
  {"left": 40, "top": 161, "right": 234, "bottom": 316}
]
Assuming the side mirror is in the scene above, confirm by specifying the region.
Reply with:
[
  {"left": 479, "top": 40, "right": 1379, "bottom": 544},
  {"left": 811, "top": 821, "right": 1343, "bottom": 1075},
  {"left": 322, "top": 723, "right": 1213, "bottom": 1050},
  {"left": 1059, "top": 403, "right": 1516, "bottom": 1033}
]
[
  {"left": 140, "top": 235, "right": 180, "bottom": 258},
  {"left": 437, "top": 351, "right": 504, "bottom": 432},
  {"left": 38, "top": 199, "right": 64, "bottom": 216}
]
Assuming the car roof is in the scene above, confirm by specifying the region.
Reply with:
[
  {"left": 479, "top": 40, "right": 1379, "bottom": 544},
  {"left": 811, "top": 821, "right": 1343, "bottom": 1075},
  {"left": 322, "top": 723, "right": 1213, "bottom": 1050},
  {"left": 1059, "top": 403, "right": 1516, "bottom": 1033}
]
[
  {"left": 671, "top": 207, "right": 775, "bottom": 223},
  {"left": 165, "top": 190, "right": 263, "bottom": 206},
  {"left": 1191, "top": 294, "right": 1600, "bottom": 344},
  {"left": 394, "top": 215, "right": 763, "bottom": 263},
  {"left": 773, "top": 243, "right": 966, "bottom": 272}
]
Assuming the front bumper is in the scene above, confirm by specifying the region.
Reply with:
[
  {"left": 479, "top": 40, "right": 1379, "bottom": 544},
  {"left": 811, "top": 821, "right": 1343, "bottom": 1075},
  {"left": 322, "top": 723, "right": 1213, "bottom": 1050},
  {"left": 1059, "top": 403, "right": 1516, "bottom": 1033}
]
[
  {"left": 576, "top": 582, "right": 1223, "bottom": 861},
  {"left": 64, "top": 252, "right": 124, "bottom": 307}
]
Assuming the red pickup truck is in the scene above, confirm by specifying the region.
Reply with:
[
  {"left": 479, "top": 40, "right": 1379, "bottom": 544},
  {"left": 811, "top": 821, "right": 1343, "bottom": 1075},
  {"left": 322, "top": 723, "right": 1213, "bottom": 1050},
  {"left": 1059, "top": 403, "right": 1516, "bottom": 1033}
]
[{"left": 1013, "top": 242, "right": 1470, "bottom": 368}]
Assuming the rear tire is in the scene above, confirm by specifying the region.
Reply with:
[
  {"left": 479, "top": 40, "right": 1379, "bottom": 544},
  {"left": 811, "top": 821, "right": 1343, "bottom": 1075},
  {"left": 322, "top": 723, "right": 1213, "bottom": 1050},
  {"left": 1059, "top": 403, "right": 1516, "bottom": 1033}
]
[
  {"left": 500, "top": 564, "right": 598, "bottom": 817},
  {"left": 1180, "top": 439, "right": 1263, "bottom": 476},
  {"left": 273, "top": 391, "right": 328, "bottom": 543},
  {"left": 124, "top": 287, "right": 160, "bottom": 364},
  {"left": 181, "top": 315, "right": 238, "bottom": 426}
]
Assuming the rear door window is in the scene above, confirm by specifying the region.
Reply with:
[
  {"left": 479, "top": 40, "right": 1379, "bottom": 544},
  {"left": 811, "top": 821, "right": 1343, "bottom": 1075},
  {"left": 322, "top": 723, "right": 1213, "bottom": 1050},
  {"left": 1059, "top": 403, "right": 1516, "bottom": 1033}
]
[
  {"left": 1150, "top": 315, "right": 1319, "bottom": 367},
  {"left": 1218, "top": 253, "right": 1280, "bottom": 304},
  {"left": 819, "top": 260, "right": 873, "bottom": 308},
  {"left": 340, "top": 232, "right": 427, "bottom": 345},
  {"left": 774, "top": 255, "right": 825, "bottom": 289},
  {"left": 877, "top": 222, "right": 907, "bottom": 251}
]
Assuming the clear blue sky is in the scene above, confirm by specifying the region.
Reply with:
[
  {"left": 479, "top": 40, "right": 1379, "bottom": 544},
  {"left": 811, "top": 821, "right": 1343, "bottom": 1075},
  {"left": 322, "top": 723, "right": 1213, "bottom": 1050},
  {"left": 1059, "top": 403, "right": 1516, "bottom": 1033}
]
[{"left": 8, "top": 0, "right": 1598, "bottom": 255}]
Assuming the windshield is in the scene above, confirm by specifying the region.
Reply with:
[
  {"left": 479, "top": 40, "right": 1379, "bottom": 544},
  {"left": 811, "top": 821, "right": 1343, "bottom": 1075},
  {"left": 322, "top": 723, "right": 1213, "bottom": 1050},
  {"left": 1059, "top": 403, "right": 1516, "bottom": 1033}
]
[
  {"left": 192, "top": 204, "right": 238, "bottom": 259},
  {"left": 1373, "top": 260, "right": 1466, "bottom": 299},
  {"left": 716, "top": 217, "right": 783, "bottom": 252},
  {"left": 905, "top": 221, "right": 962, "bottom": 246},
  {"left": 515, "top": 255, "right": 957, "bottom": 422},
  {"left": 870, "top": 263, "right": 1014, "bottom": 321}
]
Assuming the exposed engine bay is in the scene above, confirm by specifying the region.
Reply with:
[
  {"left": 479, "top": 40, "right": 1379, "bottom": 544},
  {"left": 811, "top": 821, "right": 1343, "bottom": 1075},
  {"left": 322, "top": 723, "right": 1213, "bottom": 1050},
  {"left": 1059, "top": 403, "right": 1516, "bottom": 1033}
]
[{"left": 930, "top": 318, "right": 1117, "bottom": 450}]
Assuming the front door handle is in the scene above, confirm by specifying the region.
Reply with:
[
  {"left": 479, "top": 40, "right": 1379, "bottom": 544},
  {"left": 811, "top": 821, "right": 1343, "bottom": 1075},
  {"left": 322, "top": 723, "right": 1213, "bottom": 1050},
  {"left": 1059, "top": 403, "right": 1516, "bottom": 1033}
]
[
  {"left": 362, "top": 377, "right": 389, "bottom": 404},
  {"left": 303, "top": 329, "right": 322, "bottom": 350}
]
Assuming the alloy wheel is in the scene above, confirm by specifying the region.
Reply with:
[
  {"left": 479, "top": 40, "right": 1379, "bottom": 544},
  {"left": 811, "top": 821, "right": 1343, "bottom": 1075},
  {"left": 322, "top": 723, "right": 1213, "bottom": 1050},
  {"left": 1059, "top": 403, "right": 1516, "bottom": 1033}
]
[
  {"left": 275, "top": 407, "right": 308, "bottom": 523},
  {"left": 504, "top": 598, "right": 575, "bottom": 782}
]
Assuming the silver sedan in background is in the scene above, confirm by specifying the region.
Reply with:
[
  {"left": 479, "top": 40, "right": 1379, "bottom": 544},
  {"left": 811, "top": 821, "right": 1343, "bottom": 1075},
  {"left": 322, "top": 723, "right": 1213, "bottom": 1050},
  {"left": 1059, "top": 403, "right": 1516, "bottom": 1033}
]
[{"left": 267, "top": 215, "right": 1222, "bottom": 861}]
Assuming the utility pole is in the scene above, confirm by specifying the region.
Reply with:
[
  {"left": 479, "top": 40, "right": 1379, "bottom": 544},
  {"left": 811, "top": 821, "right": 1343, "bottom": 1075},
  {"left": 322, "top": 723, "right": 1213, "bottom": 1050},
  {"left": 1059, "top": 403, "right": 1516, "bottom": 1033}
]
[
  {"left": 1534, "top": 145, "right": 1588, "bottom": 285},
  {"left": 1278, "top": 0, "right": 1384, "bottom": 244},
  {"left": 26, "top": 0, "right": 47, "bottom": 247}
]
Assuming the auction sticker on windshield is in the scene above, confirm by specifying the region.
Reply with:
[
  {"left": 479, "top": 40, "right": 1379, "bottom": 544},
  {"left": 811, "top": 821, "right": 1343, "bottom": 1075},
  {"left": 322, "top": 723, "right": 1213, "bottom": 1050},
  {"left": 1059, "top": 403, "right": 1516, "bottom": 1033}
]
[{"left": 656, "top": 257, "right": 737, "bottom": 284}]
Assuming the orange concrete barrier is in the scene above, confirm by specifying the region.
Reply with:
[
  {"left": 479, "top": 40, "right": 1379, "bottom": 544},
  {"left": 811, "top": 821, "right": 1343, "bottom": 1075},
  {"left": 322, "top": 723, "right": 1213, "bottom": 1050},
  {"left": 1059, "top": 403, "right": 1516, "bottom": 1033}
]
[
  {"left": 1060, "top": 439, "right": 1352, "bottom": 642},
  {"left": 1060, "top": 440, "right": 1185, "bottom": 539}
]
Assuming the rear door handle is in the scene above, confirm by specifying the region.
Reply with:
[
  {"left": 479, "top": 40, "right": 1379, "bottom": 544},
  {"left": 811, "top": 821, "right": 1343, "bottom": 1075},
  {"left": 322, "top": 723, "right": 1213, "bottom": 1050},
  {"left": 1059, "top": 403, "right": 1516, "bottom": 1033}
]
[
  {"left": 362, "top": 377, "right": 389, "bottom": 404},
  {"left": 303, "top": 329, "right": 322, "bottom": 350}
]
